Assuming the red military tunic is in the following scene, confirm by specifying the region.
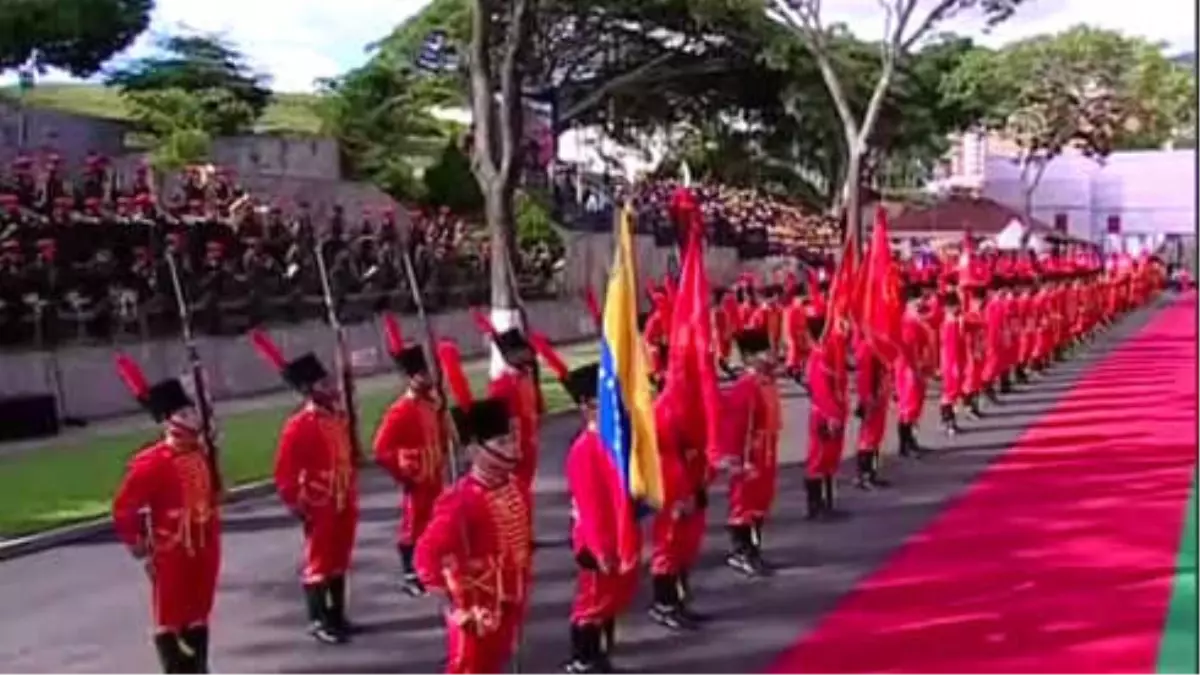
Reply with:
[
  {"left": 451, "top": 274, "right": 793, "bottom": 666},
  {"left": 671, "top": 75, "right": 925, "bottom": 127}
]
[
  {"left": 372, "top": 393, "right": 447, "bottom": 547},
  {"left": 748, "top": 301, "right": 783, "bottom": 353},
  {"left": 112, "top": 440, "right": 221, "bottom": 631},
  {"left": 982, "top": 292, "right": 1008, "bottom": 386},
  {"left": 565, "top": 426, "right": 641, "bottom": 625},
  {"left": 720, "top": 371, "right": 782, "bottom": 524},
  {"left": 960, "top": 302, "right": 985, "bottom": 398},
  {"left": 806, "top": 339, "right": 848, "bottom": 477},
  {"left": 782, "top": 297, "right": 810, "bottom": 373},
  {"left": 894, "top": 309, "right": 931, "bottom": 425},
  {"left": 650, "top": 396, "right": 708, "bottom": 575},
  {"left": 939, "top": 313, "right": 965, "bottom": 406},
  {"left": 275, "top": 406, "right": 359, "bottom": 584},
  {"left": 643, "top": 310, "right": 670, "bottom": 377},
  {"left": 854, "top": 339, "right": 892, "bottom": 451},
  {"left": 1032, "top": 287, "right": 1054, "bottom": 361},
  {"left": 487, "top": 370, "right": 541, "bottom": 496},
  {"left": 415, "top": 474, "right": 533, "bottom": 674}
]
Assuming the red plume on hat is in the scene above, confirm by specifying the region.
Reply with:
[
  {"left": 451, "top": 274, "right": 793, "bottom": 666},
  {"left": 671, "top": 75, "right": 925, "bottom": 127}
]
[
  {"left": 527, "top": 331, "right": 569, "bottom": 381},
  {"left": 469, "top": 308, "right": 498, "bottom": 339},
  {"left": 382, "top": 312, "right": 405, "bottom": 358},
  {"left": 583, "top": 287, "right": 601, "bottom": 328},
  {"left": 249, "top": 328, "right": 288, "bottom": 372},
  {"left": 435, "top": 339, "right": 474, "bottom": 409},
  {"left": 115, "top": 353, "right": 151, "bottom": 403}
]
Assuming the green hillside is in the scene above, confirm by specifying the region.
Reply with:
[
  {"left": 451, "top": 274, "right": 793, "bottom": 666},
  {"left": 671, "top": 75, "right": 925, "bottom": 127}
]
[{"left": 2, "top": 84, "right": 326, "bottom": 135}]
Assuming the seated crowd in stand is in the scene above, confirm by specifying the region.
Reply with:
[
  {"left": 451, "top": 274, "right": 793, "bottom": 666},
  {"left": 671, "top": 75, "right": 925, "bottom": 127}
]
[
  {"left": 0, "top": 152, "right": 559, "bottom": 350},
  {"left": 551, "top": 168, "right": 841, "bottom": 255}
]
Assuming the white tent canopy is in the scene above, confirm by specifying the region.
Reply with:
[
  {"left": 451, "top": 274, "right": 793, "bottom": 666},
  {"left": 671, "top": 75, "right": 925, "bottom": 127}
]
[{"left": 992, "top": 218, "right": 1051, "bottom": 253}]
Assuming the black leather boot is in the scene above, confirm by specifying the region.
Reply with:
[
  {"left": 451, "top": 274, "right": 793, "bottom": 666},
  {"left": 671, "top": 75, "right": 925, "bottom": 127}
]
[
  {"left": 153, "top": 632, "right": 188, "bottom": 674},
  {"left": 327, "top": 575, "right": 357, "bottom": 639},
  {"left": 819, "top": 477, "right": 848, "bottom": 520},
  {"left": 178, "top": 626, "right": 208, "bottom": 673},
  {"left": 854, "top": 452, "right": 875, "bottom": 490},
  {"left": 1000, "top": 372, "right": 1013, "bottom": 394},
  {"left": 600, "top": 619, "right": 617, "bottom": 672},
  {"left": 304, "top": 582, "right": 345, "bottom": 645},
  {"left": 749, "top": 518, "right": 773, "bottom": 575},
  {"left": 398, "top": 545, "right": 425, "bottom": 597},
  {"left": 725, "top": 526, "right": 759, "bottom": 577},
  {"left": 939, "top": 403, "right": 958, "bottom": 436},
  {"left": 565, "top": 623, "right": 603, "bottom": 673},
  {"left": 648, "top": 574, "right": 692, "bottom": 631},
  {"left": 804, "top": 477, "right": 825, "bottom": 518},
  {"left": 967, "top": 395, "right": 984, "bottom": 419},
  {"left": 676, "top": 570, "right": 710, "bottom": 622}
]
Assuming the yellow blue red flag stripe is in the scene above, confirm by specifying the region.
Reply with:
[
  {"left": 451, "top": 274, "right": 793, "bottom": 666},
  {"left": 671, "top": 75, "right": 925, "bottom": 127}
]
[{"left": 597, "top": 205, "right": 663, "bottom": 510}]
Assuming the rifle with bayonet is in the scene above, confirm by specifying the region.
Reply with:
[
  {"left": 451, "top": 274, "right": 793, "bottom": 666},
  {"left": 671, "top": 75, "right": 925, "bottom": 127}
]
[
  {"left": 314, "top": 242, "right": 365, "bottom": 464},
  {"left": 163, "top": 248, "right": 224, "bottom": 494}
]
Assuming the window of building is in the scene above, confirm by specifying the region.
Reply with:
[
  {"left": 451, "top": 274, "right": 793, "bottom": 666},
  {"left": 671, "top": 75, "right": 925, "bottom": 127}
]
[
  {"left": 1054, "top": 213, "right": 1068, "bottom": 232},
  {"left": 1107, "top": 215, "right": 1121, "bottom": 234}
]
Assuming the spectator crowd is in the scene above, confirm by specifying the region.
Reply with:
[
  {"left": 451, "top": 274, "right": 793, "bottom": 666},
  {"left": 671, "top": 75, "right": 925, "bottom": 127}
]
[
  {"left": 551, "top": 167, "right": 841, "bottom": 256},
  {"left": 0, "top": 151, "right": 558, "bottom": 351}
]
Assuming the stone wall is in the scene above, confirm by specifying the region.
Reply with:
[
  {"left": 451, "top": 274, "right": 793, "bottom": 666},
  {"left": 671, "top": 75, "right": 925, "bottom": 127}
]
[
  {"left": 0, "top": 102, "right": 129, "bottom": 170},
  {"left": 558, "top": 229, "right": 795, "bottom": 293},
  {"left": 0, "top": 299, "right": 595, "bottom": 422},
  {"left": 210, "top": 135, "right": 342, "bottom": 181}
]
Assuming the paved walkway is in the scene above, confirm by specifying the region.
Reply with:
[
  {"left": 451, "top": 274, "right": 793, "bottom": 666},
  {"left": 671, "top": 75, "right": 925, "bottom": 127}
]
[{"left": 0, "top": 300, "right": 1171, "bottom": 673}]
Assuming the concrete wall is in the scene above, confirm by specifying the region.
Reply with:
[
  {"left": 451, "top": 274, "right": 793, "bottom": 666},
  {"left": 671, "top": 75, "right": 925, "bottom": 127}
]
[
  {"left": 210, "top": 136, "right": 342, "bottom": 181},
  {"left": 0, "top": 102, "right": 129, "bottom": 170},
  {"left": 559, "top": 229, "right": 743, "bottom": 295},
  {"left": 0, "top": 299, "right": 595, "bottom": 422}
]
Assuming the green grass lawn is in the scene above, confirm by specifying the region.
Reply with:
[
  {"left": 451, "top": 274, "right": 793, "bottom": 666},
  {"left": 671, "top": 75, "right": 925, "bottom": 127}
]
[
  {"left": 0, "top": 343, "right": 598, "bottom": 538},
  {"left": 3, "top": 84, "right": 326, "bottom": 135}
]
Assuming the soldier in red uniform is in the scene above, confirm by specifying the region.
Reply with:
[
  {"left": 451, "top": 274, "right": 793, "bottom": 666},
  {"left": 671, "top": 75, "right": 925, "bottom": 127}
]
[
  {"left": 805, "top": 318, "right": 847, "bottom": 518},
  {"left": 894, "top": 285, "right": 933, "bottom": 458},
  {"left": 372, "top": 342, "right": 446, "bottom": 597},
  {"left": 648, "top": 388, "right": 711, "bottom": 632},
  {"left": 486, "top": 328, "right": 543, "bottom": 499},
  {"left": 252, "top": 332, "right": 359, "bottom": 645},
  {"left": 781, "top": 288, "right": 810, "bottom": 388},
  {"left": 415, "top": 398, "right": 533, "bottom": 675},
  {"left": 853, "top": 336, "right": 892, "bottom": 489},
  {"left": 563, "top": 364, "right": 641, "bottom": 673},
  {"left": 717, "top": 328, "right": 782, "bottom": 577},
  {"left": 938, "top": 292, "right": 964, "bottom": 435},
  {"left": 982, "top": 281, "right": 1010, "bottom": 404},
  {"left": 112, "top": 359, "right": 220, "bottom": 674},
  {"left": 960, "top": 286, "right": 986, "bottom": 419}
]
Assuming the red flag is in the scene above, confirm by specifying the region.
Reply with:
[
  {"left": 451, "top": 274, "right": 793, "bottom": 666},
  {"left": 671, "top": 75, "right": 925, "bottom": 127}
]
[
  {"left": 664, "top": 190, "right": 722, "bottom": 460},
  {"left": 824, "top": 227, "right": 861, "bottom": 339},
  {"left": 858, "top": 207, "right": 904, "bottom": 363}
]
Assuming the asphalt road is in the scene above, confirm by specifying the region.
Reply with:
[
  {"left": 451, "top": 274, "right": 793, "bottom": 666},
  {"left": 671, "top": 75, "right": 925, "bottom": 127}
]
[{"left": 0, "top": 300, "right": 1169, "bottom": 674}]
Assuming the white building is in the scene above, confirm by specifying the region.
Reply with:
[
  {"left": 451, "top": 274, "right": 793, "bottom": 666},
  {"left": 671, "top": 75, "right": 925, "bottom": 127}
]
[{"left": 934, "top": 131, "right": 1196, "bottom": 261}]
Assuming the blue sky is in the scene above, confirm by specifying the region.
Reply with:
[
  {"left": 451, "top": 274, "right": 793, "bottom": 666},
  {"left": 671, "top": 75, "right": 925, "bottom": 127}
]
[{"left": 2, "top": 0, "right": 1195, "bottom": 92}]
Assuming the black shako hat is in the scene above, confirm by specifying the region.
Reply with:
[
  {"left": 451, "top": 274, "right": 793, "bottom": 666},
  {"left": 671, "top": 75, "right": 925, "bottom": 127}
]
[
  {"left": 146, "top": 379, "right": 194, "bottom": 422},
  {"left": 395, "top": 344, "right": 429, "bottom": 377},
  {"left": 736, "top": 328, "right": 771, "bottom": 356},
  {"left": 564, "top": 363, "right": 600, "bottom": 404},
  {"left": 282, "top": 353, "right": 328, "bottom": 391},
  {"left": 494, "top": 328, "right": 533, "bottom": 365},
  {"left": 458, "top": 398, "right": 512, "bottom": 443}
]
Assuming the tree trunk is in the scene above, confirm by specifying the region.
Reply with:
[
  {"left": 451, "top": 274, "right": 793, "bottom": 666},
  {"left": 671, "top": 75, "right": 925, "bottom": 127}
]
[
  {"left": 485, "top": 181, "right": 521, "bottom": 375},
  {"left": 843, "top": 151, "right": 863, "bottom": 248}
]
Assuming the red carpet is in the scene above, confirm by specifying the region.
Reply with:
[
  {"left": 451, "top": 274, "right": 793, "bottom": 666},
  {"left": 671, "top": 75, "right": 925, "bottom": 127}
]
[{"left": 770, "top": 296, "right": 1199, "bottom": 674}]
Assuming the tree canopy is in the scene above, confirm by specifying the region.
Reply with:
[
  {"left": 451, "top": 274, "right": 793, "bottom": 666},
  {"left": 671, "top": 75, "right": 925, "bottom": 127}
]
[
  {"left": 0, "top": 0, "right": 152, "bottom": 77},
  {"left": 944, "top": 24, "right": 1197, "bottom": 195},
  {"left": 106, "top": 33, "right": 273, "bottom": 136}
]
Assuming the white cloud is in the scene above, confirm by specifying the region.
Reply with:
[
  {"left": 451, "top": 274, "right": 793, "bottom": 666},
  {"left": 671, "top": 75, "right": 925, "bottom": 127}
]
[{"left": 3, "top": 0, "right": 1195, "bottom": 92}]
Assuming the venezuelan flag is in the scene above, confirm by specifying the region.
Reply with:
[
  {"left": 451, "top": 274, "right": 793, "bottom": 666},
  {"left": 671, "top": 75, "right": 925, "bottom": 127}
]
[{"left": 598, "top": 205, "right": 664, "bottom": 510}]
